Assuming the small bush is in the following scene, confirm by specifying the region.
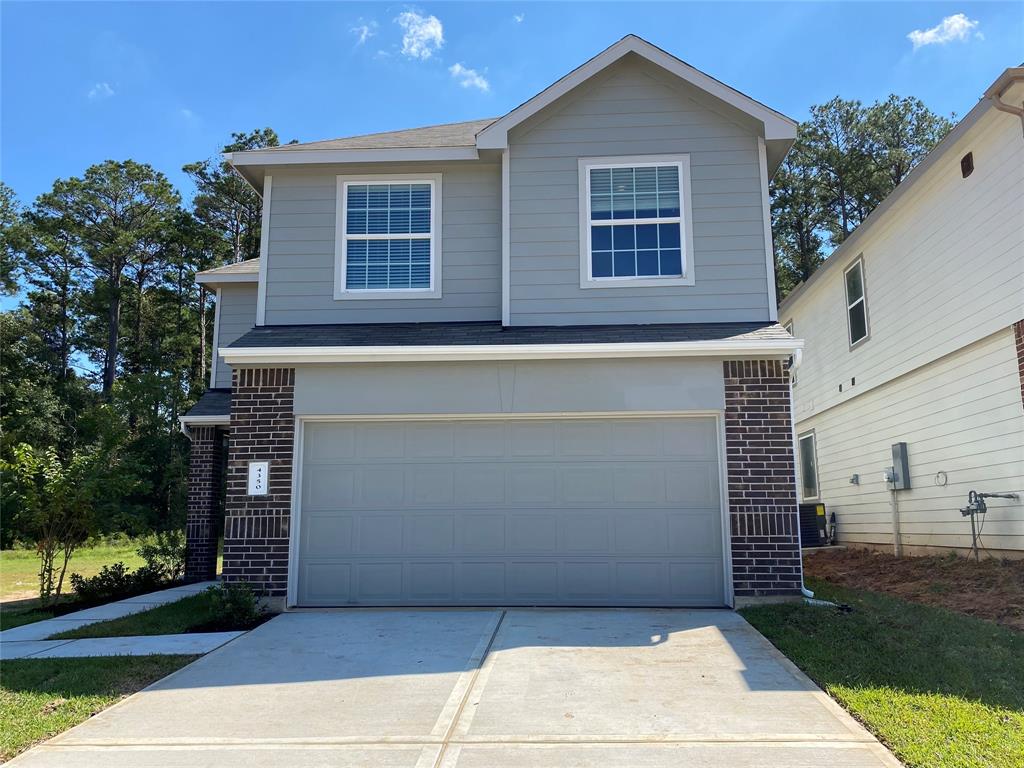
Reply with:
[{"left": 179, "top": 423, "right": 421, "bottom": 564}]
[
  {"left": 69, "top": 561, "right": 164, "bottom": 604},
  {"left": 205, "top": 582, "right": 264, "bottom": 628},
  {"left": 136, "top": 530, "right": 186, "bottom": 582}
]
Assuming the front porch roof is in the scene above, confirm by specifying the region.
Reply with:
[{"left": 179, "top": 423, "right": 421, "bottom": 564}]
[
  {"left": 180, "top": 388, "right": 232, "bottom": 423},
  {"left": 219, "top": 321, "right": 800, "bottom": 366}
]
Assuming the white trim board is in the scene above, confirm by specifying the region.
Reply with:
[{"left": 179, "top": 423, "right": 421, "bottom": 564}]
[
  {"left": 178, "top": 415, "right": 230, "bottom": 426},
  {"left": 209, "top": 287, "right": 222, "bottom": 389},
  {"left": 285, "top": 409, "right": 733, "bottom": 609},
  {"left": 220, "top": 337, "right": 802, "bottom": 365},
  {"left": 256, "top": 175, "right": 272, "bottom": 326},
  {"left": 757, "top": 137, "right": 779, "bottom": 321}
]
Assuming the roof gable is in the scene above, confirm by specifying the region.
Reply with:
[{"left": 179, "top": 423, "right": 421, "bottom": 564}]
[{"left": 476, "top": 35, "right": 795, "bottom": 167}]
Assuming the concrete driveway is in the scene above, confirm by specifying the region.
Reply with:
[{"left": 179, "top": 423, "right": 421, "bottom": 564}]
[{"left": 12, "top": 609, "right": 900, "bottom": 767}]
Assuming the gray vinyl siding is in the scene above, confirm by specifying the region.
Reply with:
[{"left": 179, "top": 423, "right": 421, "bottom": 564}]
[
  {"left": 214, "top": 283, "right": 257, "bottom": 388},
  {"left": 507, "top": 55, "right": 772, "bottom": 326},
  {"left": 263, "top": 163, "right": 501, "bottom": 325}
]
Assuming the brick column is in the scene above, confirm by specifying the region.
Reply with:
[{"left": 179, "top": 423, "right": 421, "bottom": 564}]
[
  {"left": 723, "top": 360, "right": 802, "bottom": 598},
  {"left": 185, "top": 425, "right": 223, "bottom": 582},
  {"left": 222, "top": 368, "right": 295, "bottom": 599}
]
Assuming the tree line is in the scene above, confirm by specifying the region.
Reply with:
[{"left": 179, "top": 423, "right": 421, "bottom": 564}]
[{"left": 0, "top": 95, "right": 952, "bottom": 552}]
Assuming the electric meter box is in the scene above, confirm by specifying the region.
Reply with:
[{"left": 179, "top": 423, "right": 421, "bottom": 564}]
[{"left": 891, "top": 442, "right": 911, "bottom": 490}]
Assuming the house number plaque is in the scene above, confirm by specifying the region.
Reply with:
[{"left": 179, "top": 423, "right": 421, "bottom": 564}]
[{"left": 247, "top": 461, "right": 269, "bottom": 496}]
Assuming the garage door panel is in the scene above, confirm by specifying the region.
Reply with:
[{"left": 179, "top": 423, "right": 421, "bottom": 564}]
[
  {"left": 297, "top": 417, "right": 725, "bottom": 606},
  {"left": 302, "top": 514, "right": 354, "bottom": 556}
]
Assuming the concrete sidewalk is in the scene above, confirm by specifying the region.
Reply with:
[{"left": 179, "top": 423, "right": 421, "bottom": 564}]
[
  {"left": 8, "top": 609, "right": 903, "bottom": 768},
  {"left": 1, "top": 631, "right": 242, "bottom": 660},
  {"left": 0, "top": 581, "right": 218, "bottom": 659}
]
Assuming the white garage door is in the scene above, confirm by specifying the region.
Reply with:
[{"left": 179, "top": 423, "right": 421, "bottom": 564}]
[{"left": 295, "top": 416, "right": 724, "bottom": 606}]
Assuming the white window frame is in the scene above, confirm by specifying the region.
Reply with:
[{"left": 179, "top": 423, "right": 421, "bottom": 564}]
[
  {"left": 797, "top": 430, "right": 820, "bottom": 502},
  {"left": 843, "top": 256, "right": 869, "bottom": 348},
  {"left": 578, "top": 154, "right": 695, "bottom": 289},
  {"left": 334, "top": 173, "right": 442, "bottom": 300}
]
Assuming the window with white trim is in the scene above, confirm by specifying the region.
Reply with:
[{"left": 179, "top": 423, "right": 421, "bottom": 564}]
[
  {"left": 580, "top": 157, "right": 692, "bottom": 287},
  {"left": 798, "top": 431, "right": 819, "bottom": 501},
  {"left": 844, "top": 258, "right": 869, "bottom": 346},
  {"left": 337, "top": 176, "right": 440, "bottom": 297}
]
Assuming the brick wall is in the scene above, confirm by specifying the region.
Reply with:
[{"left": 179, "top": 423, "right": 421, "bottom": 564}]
[
  {"left": 723, "top": 360, "right": 802, "bottom": 597},
  {"left": 185, "top": 425, "right": 224, "bottom": 582},
  {"left": 1015, "top": 320, "right": 1024, "bottom": 406},
  {"left": 222, "top": 368, "right": 295, "bottom": 598}
]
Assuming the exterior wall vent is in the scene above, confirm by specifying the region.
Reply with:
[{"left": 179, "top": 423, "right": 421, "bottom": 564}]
[{"left": 960, "top": 152, "right": 974, "bottom": 178}]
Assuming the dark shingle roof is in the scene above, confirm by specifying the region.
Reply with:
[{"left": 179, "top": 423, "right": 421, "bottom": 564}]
[
  {"left": 183, "top": 389, "right": 231, "bottom": 418},
  {"left": 228, "top": 321, "right": 790, "bottom": 349},
  {"left": 196, "top": 259, "right": 259, "bottom": 278},
  {"left": 260, "top": 119, "right": 498, "bottom": 152}
]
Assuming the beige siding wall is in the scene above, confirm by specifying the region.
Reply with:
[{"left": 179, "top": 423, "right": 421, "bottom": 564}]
[
  {"left": 507, "top": 55, "right": 773, "bottom": 326},
  {"left": 263, "top": 163, "right": 501, "bottom": 325},
  {"left": 784, "top": 108, "right": 1024, "bottom": 423},
  {"left": 214, "top": 283, "right": 257, "bottom": 388},
  {"left": 796, "top": 328, "right": 1024, "bottom": 553}
]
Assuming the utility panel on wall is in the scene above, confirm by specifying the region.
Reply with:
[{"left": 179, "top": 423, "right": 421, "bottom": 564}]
[{"left": 891, "top": 443, "right": 912, "bottom": 490}]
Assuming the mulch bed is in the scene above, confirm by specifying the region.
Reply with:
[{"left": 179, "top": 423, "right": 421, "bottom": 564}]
[{"left": 804, "top": 547, "right": 1024, "bottom": 632}]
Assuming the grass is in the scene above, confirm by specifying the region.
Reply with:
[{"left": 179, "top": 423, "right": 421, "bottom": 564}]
[
  {"left": 0, "top": 655, "right": 197, "bottom": 761},
  {"left": 741, "top": 578, "right": 1024, "bottom": 768},
  {"left": 0, "top": 541, "right": 146, "bottom": 602},
  {"left": 49, "top": 589, "right": 268, "bottom": 640}
]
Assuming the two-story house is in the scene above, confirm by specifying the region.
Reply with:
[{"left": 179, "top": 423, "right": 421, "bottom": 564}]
[
  {"left": 180, "top": 35, "right": 805, "bottom": 609},
  {"left": 781, "top": 67, "right": 1024, "bottom": 558}
]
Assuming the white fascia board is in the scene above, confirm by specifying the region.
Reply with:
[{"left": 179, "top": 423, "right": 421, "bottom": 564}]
[
  {"left": 228, "top": 147, "right": 479, "bottom": 167},
  {"left": 477, "top": 36, "right": 796, "bottom": 150},
  {"left": 220, "top": 338, "right": 803, "bottom": 365},
  {"left": 178, "top": 414, "right": 230, "bottom": 425},
  {"left": 195, "top": 272, "right": 259, "bottom": 285}
]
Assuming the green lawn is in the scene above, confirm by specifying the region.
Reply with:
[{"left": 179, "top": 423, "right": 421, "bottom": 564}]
[
  {"left": 741, "top": 578, "right": 1024, "bottom": 768},
  {"left": 0, "top": 655, "right": 197, "bottom": 761},
  {"left": 50, "top": 589, "right": 268, "bottom": 639},
  {"left": 1, "top": 541, "right": 146, "bottom": 602}
]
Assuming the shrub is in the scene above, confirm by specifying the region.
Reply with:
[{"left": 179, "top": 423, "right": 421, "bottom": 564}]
[
  {"left": 205, "top": 582, "right": 264, "bottom": 627},
  {"left": 69, "top": 561, "right": 164, "bottom": 604},
  {"left": 137, "top": 530, "right": 186, "bottom": 582}
]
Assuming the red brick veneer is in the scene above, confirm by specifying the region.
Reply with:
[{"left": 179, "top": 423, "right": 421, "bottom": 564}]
[
  {"left": 1014, "top": 320, "right": 1024, "bottom": 406},
  {"left": 723, "top": 360, "right": 802, "bottom": 597},
  {"left": 185, "top": 425, "right": 223, "bottom": 582},
  {"left": 222, "top": 368, "right": 295, "bottom": 598}
]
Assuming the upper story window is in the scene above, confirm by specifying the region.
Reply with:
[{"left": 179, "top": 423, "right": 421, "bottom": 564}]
[
  {"left": 844, "top": 257, "right": 869, "bottom": 347},
  {"left": 578, "top": 155, "right": 694, "bottom": 289},
  {"left": 335, "top": 174, "right": 442, "bottom": 300}
]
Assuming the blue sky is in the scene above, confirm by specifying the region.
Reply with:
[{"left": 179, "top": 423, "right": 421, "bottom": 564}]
[{"left": 2, "top": 1, "right": 1021, "bottom": 206}]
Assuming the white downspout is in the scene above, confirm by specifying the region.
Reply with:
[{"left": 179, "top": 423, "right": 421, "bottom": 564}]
[{"left": 787, "top": 349, "right": 814, "bottom": 599}]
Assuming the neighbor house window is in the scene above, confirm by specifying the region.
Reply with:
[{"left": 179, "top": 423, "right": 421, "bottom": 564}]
[
  {"left": 798, "top": 431, "right": 819, "bottom": 501},
  {"left": 578, "top": 156, "right": 693, "bottom": 288},
  {"left": 335, "top": 175, "right": 441, "bottom": 299},
  {"left": 844, "top": 257, "right": 869, "bottom": 346}
]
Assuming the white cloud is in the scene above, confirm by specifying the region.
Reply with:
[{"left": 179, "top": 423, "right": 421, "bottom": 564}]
[
  {"left": 907, "top": 13, "right": 981, "bottom": 50},
  {"left": 87, "top": 82, "right": 115, "bottom": 100},
  {"left": 396, "top": 10, "right": 444, "bottom": 59},
  {"left": 351, "top": 19, "right": 378, "bottom": 45},
  {"left": 180, "top": 108, "right": 198, "bottom": 120},
  {"left": 449, "top": 63, "right": 490, "bottom": 93},
  {"left": 513, "top": 13, "right": 525, "bottom": 23}
]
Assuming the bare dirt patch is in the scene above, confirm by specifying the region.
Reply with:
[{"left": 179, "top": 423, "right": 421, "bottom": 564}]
[{"left": 804, "top": 547, "right": 1024, "bottom": 632}]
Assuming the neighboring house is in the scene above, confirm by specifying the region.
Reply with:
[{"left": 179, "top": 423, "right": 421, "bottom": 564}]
[
  {"left": 180, "top": 35, "right": 806, "bottom": 609},
  {"left": 781, "top": 67, "right": 1024, "bottom": 558}
]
